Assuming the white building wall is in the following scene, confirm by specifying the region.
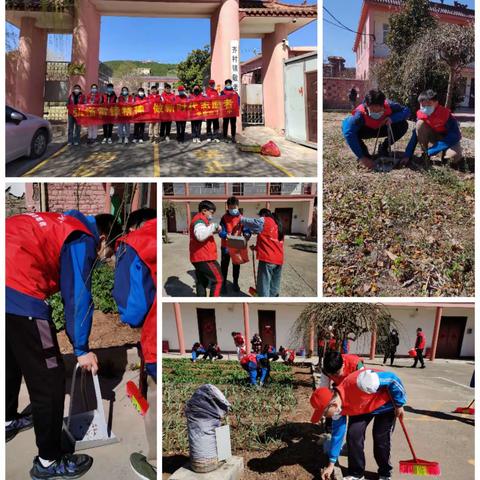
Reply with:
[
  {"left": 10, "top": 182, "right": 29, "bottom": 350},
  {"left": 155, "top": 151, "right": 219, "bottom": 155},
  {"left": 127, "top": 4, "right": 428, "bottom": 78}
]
[
  {"left": 163, "top": 304, "right": 474, "bottom": 358},
  {"left": 170, "top": 200, "right": 311, "bottom": 235}
]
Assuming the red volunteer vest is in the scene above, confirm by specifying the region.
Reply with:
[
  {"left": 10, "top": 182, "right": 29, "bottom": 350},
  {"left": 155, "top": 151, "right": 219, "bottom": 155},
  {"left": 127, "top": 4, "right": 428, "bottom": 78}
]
[
  {"left": 6, "top": 212, "right": 93, "bottom": 300},
  {"left": 240, "top": 353, "right": 257, "bottom": 365},
  {"left": 221, "top": 213, "right": 242, "bottom": 248},
  {"left": 234, "top": 333, "right": 245, "bottom": 346},
  {"left": 417, "top": 332, "right": 426, "bottom": 350},
  {"left": 86, "top": 93, "right": 102, "bottom": 104},
  {"left": 256, "top": 217, "right": 284, "bottom": 265},
  {"left": 189, "top": 212, "right": 218, "bottom": 263},
  {"left": 206, "top": 87, "right": 219, "bottom": 99},
  {"left": 118, "top": 95, "right": 135, "bottom": 104},
  {"left": 336, "top": 369, "right": 390, "bottom": 416},
  {"left": 102, "top": 93, "right": 117, "bottom": 104},
  {"left": 148, "top": 93, "right": 162, "bottom": 102},
  {"left": 176, "top": 94, "right": 188, "bottom": 105},
  {"left": 329, "top": 354, "right": 363, "bottom": 385},
  {"left": 162, "top": 92, "right": 176, "bottom": 102},
  {"left": 355, "top": 101, "right": 393, "bottom": 129},
  {"left": 67, "top": 93, "right": 86, "bottom": 105},
  {"left": 416, "top": 104, "right": 451, "bottom": 134},
  {"left": 117, "top": 219, "right": 157, "bottom": 364}
]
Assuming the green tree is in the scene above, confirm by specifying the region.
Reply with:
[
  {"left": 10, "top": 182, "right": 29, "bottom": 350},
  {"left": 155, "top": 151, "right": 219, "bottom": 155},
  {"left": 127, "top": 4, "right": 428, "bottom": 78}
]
[
  {"left": 376, "top": 0, "right": 437, "bottom": 106},
  {"left": 176, "top": 46, "right": 211, "bottom": 91}
]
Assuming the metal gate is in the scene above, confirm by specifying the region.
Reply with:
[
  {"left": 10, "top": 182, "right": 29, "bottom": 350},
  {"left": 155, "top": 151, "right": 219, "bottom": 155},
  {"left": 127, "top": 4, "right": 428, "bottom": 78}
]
[{"left": 241, "top": 83, "right": 264, "bottom": 125}]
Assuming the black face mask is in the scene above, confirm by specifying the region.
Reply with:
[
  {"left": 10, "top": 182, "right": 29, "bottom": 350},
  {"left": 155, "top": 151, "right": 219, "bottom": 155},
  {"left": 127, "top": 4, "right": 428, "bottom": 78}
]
[{"left": 194, "top": 89, "right": 200, "bottom": 94}]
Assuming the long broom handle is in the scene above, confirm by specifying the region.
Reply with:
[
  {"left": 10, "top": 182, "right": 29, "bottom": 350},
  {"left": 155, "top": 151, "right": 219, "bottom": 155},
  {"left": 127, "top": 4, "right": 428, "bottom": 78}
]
[
  {"left": 389, "top": 392, "right": 418, "bottom": 462},
  {"left": 252, "top": 248, "right": 257, "bottom": 287},
  {"left": 467, "top": 399, "right": 475, "bottom": 408}
]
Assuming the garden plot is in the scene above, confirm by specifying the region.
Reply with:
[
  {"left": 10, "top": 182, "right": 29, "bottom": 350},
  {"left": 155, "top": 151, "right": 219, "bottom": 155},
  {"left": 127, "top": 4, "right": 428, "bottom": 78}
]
[
  {"left": 162, "top": 359, "right": 328, "bottom": 480},
  {"left": 323, "top": 112, "right": 474, "bottom": 297}
]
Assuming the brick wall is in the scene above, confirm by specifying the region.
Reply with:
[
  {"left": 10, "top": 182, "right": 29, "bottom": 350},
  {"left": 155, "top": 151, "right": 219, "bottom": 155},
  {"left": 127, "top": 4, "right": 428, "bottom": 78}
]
[
  {"left": 323, "top": 78, "right": 370, "bottom": 110},
  {"left": 26, "top": 183, "right": 108, "bottom": 214}
]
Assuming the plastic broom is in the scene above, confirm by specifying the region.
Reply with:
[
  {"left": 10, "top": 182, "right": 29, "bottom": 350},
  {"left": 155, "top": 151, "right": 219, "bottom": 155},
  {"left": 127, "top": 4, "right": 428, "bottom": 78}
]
[
  {"left": 453, "top": 399, "right": 475, "bottom": 415},
  {"left": 397, "top": 414, "right": 441, "bottom": 476}
]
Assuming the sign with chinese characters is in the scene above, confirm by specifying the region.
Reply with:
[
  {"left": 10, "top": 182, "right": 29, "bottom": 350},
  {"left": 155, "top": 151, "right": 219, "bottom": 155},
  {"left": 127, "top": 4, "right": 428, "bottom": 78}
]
[
  {"left": 230, "top": 40, "right": 240, "bottom": 93},
  {"left": 67, "top": 97, "right": 239, "bottom": 126}
]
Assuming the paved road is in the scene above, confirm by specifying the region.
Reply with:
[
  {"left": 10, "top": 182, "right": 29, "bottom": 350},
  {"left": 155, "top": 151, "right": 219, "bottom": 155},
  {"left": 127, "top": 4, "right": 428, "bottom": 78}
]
[
  {"left": 6, "top": 127, "right": 317, "bottom": 178},
  {"left": 163, "top": 233, "right": 318, "bottom": 297}
]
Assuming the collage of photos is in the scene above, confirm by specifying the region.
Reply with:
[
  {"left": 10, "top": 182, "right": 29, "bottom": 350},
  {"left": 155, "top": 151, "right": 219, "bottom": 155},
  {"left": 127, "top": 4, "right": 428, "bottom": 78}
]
[{"left": 2, "top": 1, "right": 476, "bottom": 480}]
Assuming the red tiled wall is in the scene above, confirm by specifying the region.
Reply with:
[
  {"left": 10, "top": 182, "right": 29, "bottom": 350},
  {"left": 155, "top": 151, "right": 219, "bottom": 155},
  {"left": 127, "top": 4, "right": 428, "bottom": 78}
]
[{"left": 323, "top": 78, "right": 369, "bottom": 110}]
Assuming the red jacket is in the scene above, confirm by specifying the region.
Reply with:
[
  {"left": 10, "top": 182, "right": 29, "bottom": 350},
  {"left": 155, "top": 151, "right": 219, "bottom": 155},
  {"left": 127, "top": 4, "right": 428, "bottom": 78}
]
[
  {"left": 220, "top": 212, "right": 242, "bottom": 248},
  {"left": 240, "top": 353, "right": 257, "bottom": 366},
  {"left": 329, "top": 354, "right": 364, "bottom": 385},
  {"left": 148, "top": 93, "right": 162, "bottom": 102},
  {"left": 85, "top": 93, "right": 102, "bottom": 104},
  {"left": 417, "top": 104, "right": 451, "bottom": 134},
  {"left": 256, "top": 217, "right": 284, "bottom": 265},
  {"left": 6, "top": 212, "right": 92, "bottom": 300},
  {"left": 189, "top": 212, "right": 218, "bottom": 263},
  {"left": 416, "top": 331, "right": 426, "bottom": 350},
  {"left": 233, "top": 333, "right": 245, "bottom": 347},
  {"left": 336, "top": 369, "right": 390, "bottom": 416},
  {"left": 117, "top": 219, "right": 157, "bottom": 364},
  {"left": 354, "top": 101, "right": 392, "bottom": 129}
]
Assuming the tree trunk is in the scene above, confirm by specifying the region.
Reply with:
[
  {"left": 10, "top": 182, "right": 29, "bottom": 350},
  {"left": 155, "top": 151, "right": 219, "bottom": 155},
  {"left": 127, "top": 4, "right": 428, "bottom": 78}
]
[{"left": 446, "top": 66, "right": 455, "bottom": 109}]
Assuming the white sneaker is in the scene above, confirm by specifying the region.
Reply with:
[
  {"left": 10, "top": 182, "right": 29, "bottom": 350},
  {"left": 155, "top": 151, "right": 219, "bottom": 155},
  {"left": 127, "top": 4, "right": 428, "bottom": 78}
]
[
  {"left": 344, "top": 476, "right": 365, "bottom": 480},
  {"left": 207, "top": 138, "right": 212, "bottom": 143},
  {"left": 214, "top": 138, "right": 220, "bottom": 143},
  {"left": 67, "top": 142, "right": 73, "bottom": 146},
  {"left": 192, "top": 139, "right": 196, "bottom": 144},
  {"left": 107, "top": 138, "right": 112, "bottom": 144},
  {"left": 379, "top": 477, "right": 391, "bottom": 480},
  {"left": 139, "top": 139, "right": 144, "bottom": 143},
  {"left": 197, "top": 138, "right": 202, "bottom": 144},
  {"left": 118, "top": 138, "right": 123, "bottom": 144},
  {"left": 101, "top": 138, "right": 107, "bottom": 144},
  {"left": 124, "top": 137, "right": 129, "bottom": 144},
  {"left": 73, "top": 142, "right": 79, "bottom": 146},
  {"left": 132, "top": 139, "right": 137, "bottom": 143},
  {"left": 165, "top": 136, "right": 170, "bottom": 142}
]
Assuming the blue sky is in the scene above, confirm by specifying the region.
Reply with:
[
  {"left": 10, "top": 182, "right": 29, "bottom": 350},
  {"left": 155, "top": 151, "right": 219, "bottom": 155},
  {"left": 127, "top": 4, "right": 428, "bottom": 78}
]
[
  {"left": 7, "top": 0, "right": 317, "bottom": 63},
  {"left": 323, "top": 0, "right": 475, "bottom": 66}
]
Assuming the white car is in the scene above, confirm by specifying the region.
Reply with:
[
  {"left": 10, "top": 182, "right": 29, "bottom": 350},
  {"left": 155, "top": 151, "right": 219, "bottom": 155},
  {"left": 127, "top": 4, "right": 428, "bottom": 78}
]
[{"left": 6, "top": 105, "right": 52, "bottom": 164}]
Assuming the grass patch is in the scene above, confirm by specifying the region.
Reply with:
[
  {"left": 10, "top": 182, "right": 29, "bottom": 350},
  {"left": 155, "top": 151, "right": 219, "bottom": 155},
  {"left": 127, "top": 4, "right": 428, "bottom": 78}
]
[{"left": 162, "top": 359, "right": 297, "bottom": 454}]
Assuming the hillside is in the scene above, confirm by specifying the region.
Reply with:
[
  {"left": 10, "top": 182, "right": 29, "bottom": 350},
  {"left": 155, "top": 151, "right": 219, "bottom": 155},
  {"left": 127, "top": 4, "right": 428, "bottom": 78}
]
[{"left": 103, "top": 60, "right": 177, "bottom": 77}]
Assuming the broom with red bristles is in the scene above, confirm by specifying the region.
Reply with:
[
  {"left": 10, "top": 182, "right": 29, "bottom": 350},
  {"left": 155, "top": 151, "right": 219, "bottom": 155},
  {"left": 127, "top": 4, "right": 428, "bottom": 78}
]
[
  {"left": 453, "top": 399, "right": 475, "bottom": 415},
  {"left": 397, "top": 413, "right": 441, "bottom": 476}
]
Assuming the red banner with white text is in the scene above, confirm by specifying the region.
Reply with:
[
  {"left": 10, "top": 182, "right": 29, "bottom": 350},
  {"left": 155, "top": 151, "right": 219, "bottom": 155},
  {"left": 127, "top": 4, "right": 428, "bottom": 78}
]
[{"left": 67, "top": 97, "right": 239, "bottom": 126}]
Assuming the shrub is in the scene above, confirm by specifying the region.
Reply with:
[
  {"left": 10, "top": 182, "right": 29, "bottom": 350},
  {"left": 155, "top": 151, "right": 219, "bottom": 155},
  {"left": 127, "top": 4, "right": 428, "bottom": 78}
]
[{"left": 50, "top": 263, "right": 117, "bottom": 331}]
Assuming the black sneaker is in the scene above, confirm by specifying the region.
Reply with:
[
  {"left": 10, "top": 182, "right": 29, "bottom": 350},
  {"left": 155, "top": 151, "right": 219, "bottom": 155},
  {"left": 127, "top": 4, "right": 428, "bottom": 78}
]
[
  {"left": 30, "top": 454, "right": 93, "bottom": 480},
  {"left": 6, "top": 413, "right": 34, "bottom": 442}
]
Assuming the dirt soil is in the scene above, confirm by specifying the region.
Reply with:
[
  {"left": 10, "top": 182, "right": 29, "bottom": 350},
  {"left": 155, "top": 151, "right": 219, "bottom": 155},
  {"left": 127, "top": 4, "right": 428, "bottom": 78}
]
[
  {"left": 57, "top": 310, "right": 140, "bottom": 354},
  {"left": 323, "top": 112, "right": 474, "bottom": 297},
  {"left": 163, "top": 365, "right": 329, "bottom": 480}
]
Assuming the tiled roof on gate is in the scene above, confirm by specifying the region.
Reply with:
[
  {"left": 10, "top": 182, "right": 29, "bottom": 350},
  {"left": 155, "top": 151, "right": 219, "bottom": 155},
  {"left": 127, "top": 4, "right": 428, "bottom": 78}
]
[{"left": 239, "top": 0, "right": 317, "bottom": 17}]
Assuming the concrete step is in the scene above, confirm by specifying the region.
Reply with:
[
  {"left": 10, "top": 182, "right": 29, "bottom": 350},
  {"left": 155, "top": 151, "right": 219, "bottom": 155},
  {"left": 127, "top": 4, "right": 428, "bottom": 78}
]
[{"left": 169, "top": 456, "right": 244, "bottom": 480}]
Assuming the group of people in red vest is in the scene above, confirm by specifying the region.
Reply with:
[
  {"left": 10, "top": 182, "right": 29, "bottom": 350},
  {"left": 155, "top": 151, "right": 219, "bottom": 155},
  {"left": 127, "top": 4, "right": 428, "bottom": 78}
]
[
  {"left": 6, "top": 207, "right": 157, "bottom": 480},
  {"left": 189, "top": 196, "right": 285, "bottom": 297},
  {"left": 343, "top": 88, "right": 463, "bottom": 170},
  {"left": 66, "top": 78, "right": 240, "bottom": 146}
]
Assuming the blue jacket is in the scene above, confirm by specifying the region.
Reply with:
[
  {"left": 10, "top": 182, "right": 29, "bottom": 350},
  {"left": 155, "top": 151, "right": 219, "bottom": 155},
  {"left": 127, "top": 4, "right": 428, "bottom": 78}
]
[
  {"left": 6, "top": 210, "right": 99, "bottom": 357},
  {"left": 342, "top": 101, "right": 410, "bottom": 159},
  {"left": 328, "top": 371, "right": 407, "bottom": 463},
  {"left": 405, "top": 115, "right": 462, "bottom": 157}
]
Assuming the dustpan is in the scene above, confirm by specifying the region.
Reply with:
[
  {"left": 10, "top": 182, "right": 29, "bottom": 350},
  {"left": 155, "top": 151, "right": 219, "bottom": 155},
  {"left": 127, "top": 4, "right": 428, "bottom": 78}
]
[
  {"left": 63, "top": 363, "right": 118, "bottom": 450},
  {"left": 226, "top": 234, "right": 247, "bottom": 249}
]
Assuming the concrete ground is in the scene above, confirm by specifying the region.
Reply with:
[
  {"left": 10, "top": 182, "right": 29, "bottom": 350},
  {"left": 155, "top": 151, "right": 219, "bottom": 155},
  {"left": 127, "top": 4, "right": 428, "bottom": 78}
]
[
  {"left": 6, "top": 125, "right": 316, "bottom": 178},
  {"left": 345, "top": 357, "right": 475, "bottom": 480},
  {"left": 6, "top": 347, "right": 152, "bottom": 480},
  {"left": 162, "top": 233, "right": 317, "bottom": 297}
]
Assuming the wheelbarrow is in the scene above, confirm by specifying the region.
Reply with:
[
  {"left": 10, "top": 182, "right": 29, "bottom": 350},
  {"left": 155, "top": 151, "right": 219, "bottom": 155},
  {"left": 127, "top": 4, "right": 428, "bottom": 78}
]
[{"left": 63, "top": 363, "right": 118, "bottom": 450}]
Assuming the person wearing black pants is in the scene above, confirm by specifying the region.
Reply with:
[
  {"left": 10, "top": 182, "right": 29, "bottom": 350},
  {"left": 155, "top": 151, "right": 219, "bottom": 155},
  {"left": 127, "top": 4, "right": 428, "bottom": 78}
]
[
  {"left": 101, "top": 83, "right": 117, "bottom": 144},
  {"left": 223, "top": 117, "right": 237, "bottom": 142},
  {"left": 412, "top": 327, "right": 426, "bottom": 368},
  {"left": 220, "top": 79, "right": 240, "bottom": 143},
  {"left": 133, "top": 88, "right": 147, "bottom": 143},
  {"left": 176, "top": 121, "right": 186, "bottom": 142},
  {"left": 160, "top": 121, "right": 172, "bottom": 140},
  {"left": 191, "top": 120, "right": 203, "bottom": 143},
  {"left": 221, "top": 251, "right": 240, "bottom": 291},
  {"left": 6, "top": 314, "right": 66, "bottom": 460},
  {"left": 192, "top": 260, "right": 223, "bottom": 297},
  {"left": 347, "top": 410, "right": 396, "bottom": 479},
  {"left": 383, "top": 329, "right": 399, "bottom": 366}
]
